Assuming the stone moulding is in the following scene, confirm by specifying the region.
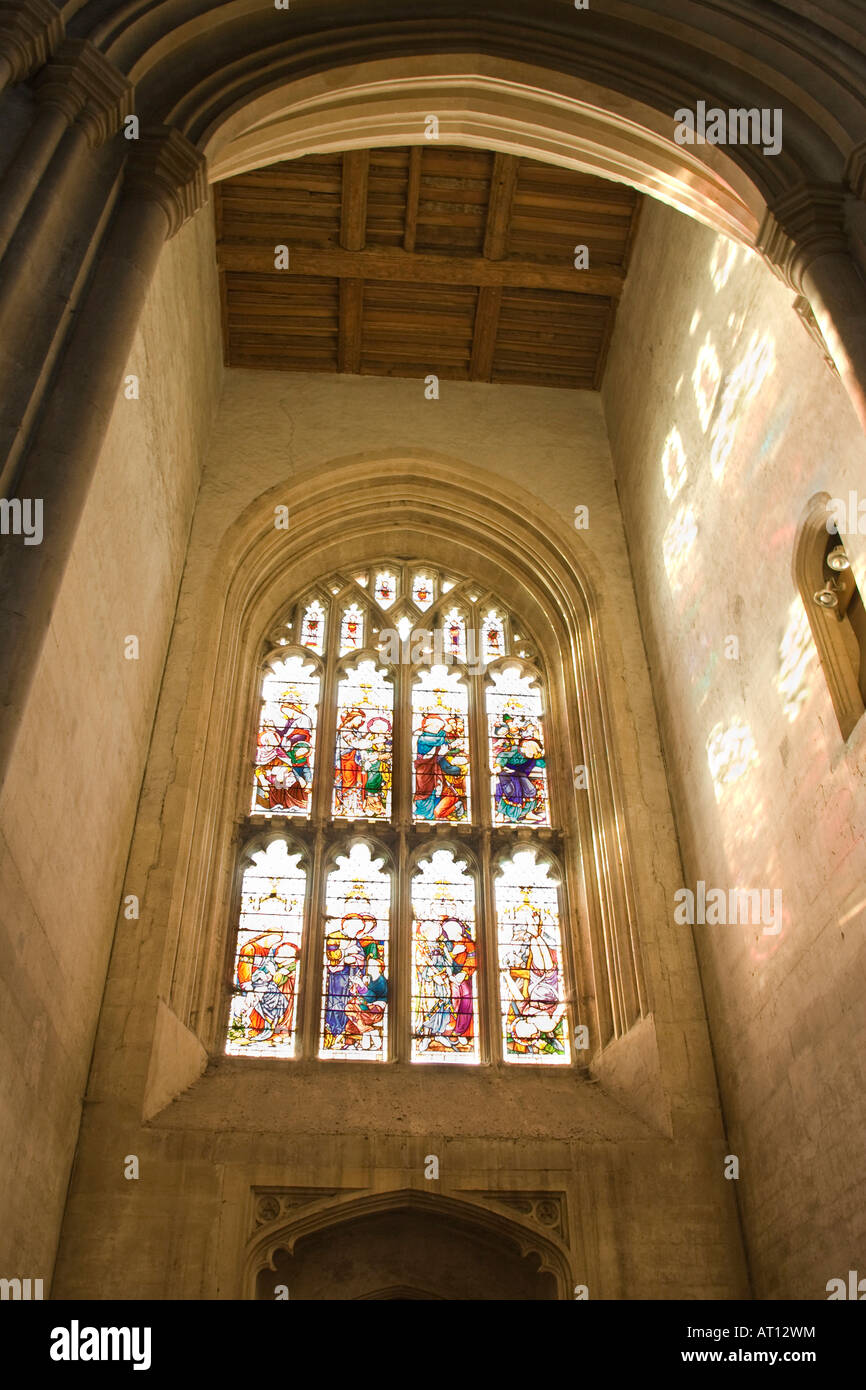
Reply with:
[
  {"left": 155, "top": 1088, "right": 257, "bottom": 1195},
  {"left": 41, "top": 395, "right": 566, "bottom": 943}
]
[
  {"left": 243, "top": 1185, "right": 576, "bottom": 1299},
  {"left": 159, "top": 451, "right": 649, "bottom": 1066}
]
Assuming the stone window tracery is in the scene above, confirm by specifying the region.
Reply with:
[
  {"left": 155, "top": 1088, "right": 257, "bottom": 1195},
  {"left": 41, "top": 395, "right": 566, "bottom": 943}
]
[{"left": 225, "top": 561, "right": 573, "bottom": 1065}]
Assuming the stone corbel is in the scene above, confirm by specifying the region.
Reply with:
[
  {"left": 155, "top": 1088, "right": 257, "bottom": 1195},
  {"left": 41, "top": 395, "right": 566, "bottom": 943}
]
[
  {"left": 757, "top": 183, "right": 866, "bottom": 431},
  {"left": 34, "top": 38, "right": 132, "bottom": 147},
  {"left": 125, "top": 124, "right": 209, "bottom": 239},
  {"left": 757, "top": 182, "right": 849, "bottom": 295},
  {"left": 0, "top": 0, "right": 62, "bottom": 88}
]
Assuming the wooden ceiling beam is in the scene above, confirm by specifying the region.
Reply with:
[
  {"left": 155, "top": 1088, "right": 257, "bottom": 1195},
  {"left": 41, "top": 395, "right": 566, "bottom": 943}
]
[
  {"left": 340, "top": 150, "right": 370, "bottom": 251},
  {"left": 218, "top": 244, "right": 624, "bottom": 297},
  {"left": 403, "top": 146, "right": 422, "bottom": 252},
  {"left": 469, "top": 286, "right": 502, "bottom": 381},
  {"left": 483, "top": 154, "right": 519, "bottom": 260},
  {"left": 338, "top": 277, "right": 364, "bottom": 373}
]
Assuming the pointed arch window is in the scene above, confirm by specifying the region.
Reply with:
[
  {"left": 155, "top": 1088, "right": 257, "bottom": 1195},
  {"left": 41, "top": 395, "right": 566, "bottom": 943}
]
[{"left": 225, "top": 562, "right": 578, "bottom": 1066}]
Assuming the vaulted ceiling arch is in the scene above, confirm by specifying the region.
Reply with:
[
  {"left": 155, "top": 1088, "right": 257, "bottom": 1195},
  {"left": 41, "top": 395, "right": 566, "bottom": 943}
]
[{"left": 59, "top": 1, "right": 866, "bottom": 237}]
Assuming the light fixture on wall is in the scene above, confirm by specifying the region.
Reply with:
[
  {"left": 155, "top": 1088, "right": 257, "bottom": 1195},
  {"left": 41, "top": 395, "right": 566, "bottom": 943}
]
[
  {"left": 814, "top": 581, "right": 841, "bottom": 608},
  {"left": 826, "top": 545, "right": 851, "bottom": 572}
]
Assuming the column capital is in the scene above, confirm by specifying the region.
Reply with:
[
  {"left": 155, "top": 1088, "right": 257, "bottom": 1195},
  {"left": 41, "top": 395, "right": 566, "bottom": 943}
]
[
  {"left": 757, "top": 183, "right": 849, "bottom": 293},
  {"left": 0, "top": 0, "right": 62, "bottom": 85},
  {"left": 34, "top": 39, "right": 133, "bottom": 146},
  {"left": 124, "top": 126, "right": 208, "bottom": 238}
]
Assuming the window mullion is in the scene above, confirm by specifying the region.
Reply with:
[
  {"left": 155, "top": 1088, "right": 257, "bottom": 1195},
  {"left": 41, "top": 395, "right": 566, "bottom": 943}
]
[{"left": 298, "top": 829, "right": 325, "bottom": 1058}]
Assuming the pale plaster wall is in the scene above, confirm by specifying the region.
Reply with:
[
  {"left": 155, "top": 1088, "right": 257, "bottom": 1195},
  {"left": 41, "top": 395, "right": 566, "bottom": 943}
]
[
  {"left": 0, "top": 202, "right": 223, "bottom": 1282},
  {"left": 603, "top": 197, "right": 866, "bottom": 1298},
  {"left": 52, "top": 368, "right": 747, "bottom": 1299}
]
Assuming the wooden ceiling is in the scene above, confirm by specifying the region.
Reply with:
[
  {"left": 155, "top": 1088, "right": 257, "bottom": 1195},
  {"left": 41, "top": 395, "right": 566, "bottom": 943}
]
[{"left": 215, "top": 148, "right": 642, "bottom": 390}]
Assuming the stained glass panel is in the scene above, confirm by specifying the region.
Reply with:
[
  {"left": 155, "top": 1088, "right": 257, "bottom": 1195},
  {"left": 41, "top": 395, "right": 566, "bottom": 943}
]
[
  {"left": 299, "top": 599, "right": 326, "bottom": 655},
  {"left": 412, "top": 573, "right": 435, "bottom": 611},
  {"left": 412, "top": 666, "right": 470, "bottom": 822},
  {"left": 481, "top": 609, "right": 506, "bottom": 662},
  {"left": 226, "top": 841, "right": 306, "bottom": 1057},
  {"left": 487, "top": 666, "right": 549, "bottom": 825},
  {"left": 374, "top": 570, "right": 397, "bottom": 609},
  {"left": 411, "top": 851, "right": 478, "bottom": 1061},
  {"left": 495, "top": 851, "right": 569, "bottom": 1063},
  {"left": 252, "top": 655, "right": 319, "bottom": 815},
  {"left": 320, "top": 843, "right": 390, "bottom": 1058},
  {"left": 333, "top": 659, "right": 393, "bottom": 819},
  {"left": 340, "top": 602, "right": 365, "bottom": 655},
  {"left": 442, "top": 606, "right": 467, "bottom": 662}
]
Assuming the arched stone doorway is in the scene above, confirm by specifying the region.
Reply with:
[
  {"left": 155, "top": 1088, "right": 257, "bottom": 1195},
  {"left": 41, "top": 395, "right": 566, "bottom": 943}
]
[{"left": 251, "top": 1191, "right": 565, "bottom": 1300}]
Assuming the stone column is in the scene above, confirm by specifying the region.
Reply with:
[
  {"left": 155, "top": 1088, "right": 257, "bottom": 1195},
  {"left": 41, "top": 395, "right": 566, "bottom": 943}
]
[
  {"left": 0, "top": 43, "right": 131, "bottom": 497},
  {"left": 760, "top": 184, "right": 866, "bottom": 435},
  {"left": 0, "top": 40, "right": 131, "bottom": 261},
  {"left": 0, "top": 0, "right": 62, "bottom": 92},
  {"left": 0, "top": 127, "right": 207, "bottom": 792}
]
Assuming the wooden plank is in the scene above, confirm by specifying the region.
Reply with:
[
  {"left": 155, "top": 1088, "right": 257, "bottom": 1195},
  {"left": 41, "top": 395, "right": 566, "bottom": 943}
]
[
  {"left": 469, "top": 286, "right": 502, "bottom": 381},
  {"left": 340, "top": 150, "right": 370, "bottom": 251},
  {"left": 403, "top": 147, "right": 422, "bottom": 252},
  {"left": 217, "top": 244, "right": 625, "bottom": 296},
  {"left": 338, "top": 278, "right": 364, "bottom": 373},
  {"left": 483, "top": 153, "right": 519, "bottom": 260}
]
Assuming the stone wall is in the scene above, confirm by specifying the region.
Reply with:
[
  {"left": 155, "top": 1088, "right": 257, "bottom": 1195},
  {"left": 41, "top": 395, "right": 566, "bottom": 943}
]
[
  {"left": 52, "top": 367, "right": 747, "bottom": 1299},
  {"left": 603, "top": 197, "right": 866, "bottom": 1298},
  {"left": 0, "top": 203, "right": 222, "bottom": 1283}
]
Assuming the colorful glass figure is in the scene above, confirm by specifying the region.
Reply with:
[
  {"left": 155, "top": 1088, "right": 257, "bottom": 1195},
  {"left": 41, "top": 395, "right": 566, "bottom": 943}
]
[
  {"left": 487, "top": 666, "right": 549, "bottom": 825},
  {"left": 299, "top": 599, "right": 326, "bottom": 655},
  {"left": 333, "top": 660, "right": 393, "bottom": 819},
  {"left": 411, "top": 851, "right": 478, "bottom": 1061},
  {"left": 340, "top": 602, "right": 365, "bottom": 655},
  {"left": 442, "top": 606, "right": 467, "bottom": 663},
  {"left": 320, "top": 843, "right": 390, "bottom": 1058},
  {"left": 412, "top": 666, "right": 470, "bottom": 822},
  {"left": 481, "top": 609, "right": 506, "bottom": 662},
  {"left": 374, "top": 570, "right": 397, "bottom": 609},
  {"left": 252, "top": 656, "right": 319, "bottom": 815},
  {"left": 412, "top": 573, "right": 435, "bottom": 611},
  {"left": 495, "top": 851, "right": 569, "bottom": 1063},
  {"left": 226, "top": 841, "right": 306, "bottom": 1057}
]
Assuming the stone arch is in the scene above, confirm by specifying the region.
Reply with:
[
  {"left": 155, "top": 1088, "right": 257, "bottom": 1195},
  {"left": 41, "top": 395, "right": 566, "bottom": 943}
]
[
  {"left": 245, "top": 1186, "right": 574, "bottom": 1300},
  {"left": 162, "top": 450, "right": 647, "bottom": 1061},
  {"left": 194, "top": 57, "right": 763, "bottom": 243}
]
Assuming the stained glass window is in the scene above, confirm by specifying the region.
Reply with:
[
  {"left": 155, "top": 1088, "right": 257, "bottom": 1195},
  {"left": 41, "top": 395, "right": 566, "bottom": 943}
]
[
  {"left": 333, "top": 659, "right": 393, "bottom": 819},
  {"left": 487, "top": 666, "right": 549, "bottom": 825},
  {"left": 320, "top": 843, "right": 390, "bottom": 1058},
  {"left": 412, "top": 666, "right": 470, "bottom": 822},
  {"left": 411, "top": 851, "right": 478, "bottom": 1061},
  {"left": 374, "top": 570, "right": 397, "bottom": 609},
  {"left": 442, "top": 606, "right": 467, "bottom": 662},
  {"left": 495, "top": 851, "right": 569, "bottom": 1064},
  {"left": 226, "top": 841, "right": 306, "bottom": 1057},
  {"left": 299, "top": 599, "right": 326, "bottom": 654},
  {"left": 412, "top": 573, "right": 435, "bottom": 611},
  {"left": 252, "top": 655, "right": 319, "bottom": 815},
  {"left": 340, "top": 602, "right": 365, "bottom": 655},
  {"left": 481, "top": 609, "right": 506, "bottom": 662},
  {"left": 233, "top": 561, "right": 576, "bottom": 1066}
]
